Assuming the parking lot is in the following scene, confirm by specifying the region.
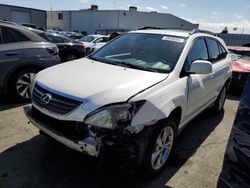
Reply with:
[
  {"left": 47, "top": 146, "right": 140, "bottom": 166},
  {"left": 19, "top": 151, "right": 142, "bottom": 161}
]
[{"left": 0, "top": 95, "right": 239, "bottom": 188}]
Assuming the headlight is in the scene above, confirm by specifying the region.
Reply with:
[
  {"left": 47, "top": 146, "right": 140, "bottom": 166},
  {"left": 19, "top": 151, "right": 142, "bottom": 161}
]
[{"left": 84, "top": 101, "right": 145, "bottom": 129}]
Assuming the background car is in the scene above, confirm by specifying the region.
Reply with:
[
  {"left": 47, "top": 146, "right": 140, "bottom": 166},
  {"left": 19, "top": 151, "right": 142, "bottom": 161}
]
[
  {"left": 228, "top": 46, "right": 250, "bottom": 95},
  {"left": 79, "top": 34, "right": 109, "bottom": 54},
  {"left": 20, "top": 23, "right": 37, "bottom": 29},
  {"left": 90, "top": 32, "right": 123, "bottom": 53},
  {"left": 217, "top": 77, "right": 250, "bottom": 188},
  {"left": 0, "top": 21, "right": 60, "bottom": 100},
  {"left": 44, "top": 33, "right": 86, "bottom": 62},
  {"left": 62, "top": 31, "right": 85, "bottom": 41},
  {"left": 28, "top": 28, "right": 86, "bottom": 62}
]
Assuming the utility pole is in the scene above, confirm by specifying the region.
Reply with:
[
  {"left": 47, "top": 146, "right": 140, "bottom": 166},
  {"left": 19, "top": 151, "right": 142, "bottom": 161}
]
[{"left": 50, "top": 0, "right": 53, "bottom": 29}]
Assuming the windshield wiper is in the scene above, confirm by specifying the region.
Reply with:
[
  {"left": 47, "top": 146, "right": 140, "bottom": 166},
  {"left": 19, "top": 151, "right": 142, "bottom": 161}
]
[
  {"left": 116, "top": 61, "right": 159, "bottom": 73},
  {"left": 88, "top": 56, "right": 118, "bottom": 65}
]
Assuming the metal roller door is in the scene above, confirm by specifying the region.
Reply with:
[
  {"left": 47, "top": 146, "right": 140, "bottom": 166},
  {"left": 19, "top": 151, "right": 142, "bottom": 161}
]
[{"left": 11, "top": 10, "right": 31, "bottom": 24}]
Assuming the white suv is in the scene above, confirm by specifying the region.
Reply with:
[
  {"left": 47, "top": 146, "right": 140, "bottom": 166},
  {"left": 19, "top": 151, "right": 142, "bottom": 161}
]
[{"left": 24, "top": 28, "right": 232, "bottom": 176}]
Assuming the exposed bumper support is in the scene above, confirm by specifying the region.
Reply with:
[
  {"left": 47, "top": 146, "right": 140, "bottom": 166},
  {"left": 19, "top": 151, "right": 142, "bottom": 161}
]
[{"left": 23, "top": 106, "right": 100, "bottom": 157}]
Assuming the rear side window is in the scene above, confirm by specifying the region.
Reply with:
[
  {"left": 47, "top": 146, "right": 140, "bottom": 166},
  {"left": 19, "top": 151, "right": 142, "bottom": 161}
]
[
  {"left": 217, "top": 42, "right": 228, "bottom": 60},
  {"left": 185, "top": 38, "right": 209, "bottom": 71},
  {"left": 1, "top": 26, "right": 30, "bottom": 44},
  {"left": 206, "top": 38, "right": 220, "bottom": 63},
  {"left": 47, "top": 34, "right": 64, "bottom": 43}
]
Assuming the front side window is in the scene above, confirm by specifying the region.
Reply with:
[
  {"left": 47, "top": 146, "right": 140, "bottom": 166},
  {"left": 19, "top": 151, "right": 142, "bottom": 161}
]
[
  {"left": 185, "top": 38, "right": 209, "bottom": 71},
  {"left": 206, "top": 38, "right": 220, "bottom": 63},
  {"left": 90, "top": 33, "right": 187, "bottom": 73}
]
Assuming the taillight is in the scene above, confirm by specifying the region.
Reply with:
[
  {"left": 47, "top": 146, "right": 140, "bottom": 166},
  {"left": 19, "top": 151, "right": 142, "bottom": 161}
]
[
  {"left": 47, "top": 47, "right": 59, "bottom": 55},
  {"left": 80, "top": 43, "right": 85, "bottom": 49}
]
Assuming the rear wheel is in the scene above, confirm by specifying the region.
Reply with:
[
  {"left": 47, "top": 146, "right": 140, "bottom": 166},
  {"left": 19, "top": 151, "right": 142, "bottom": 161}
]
[
  {"left": 8, "top": 68, "right": 39, "bottom": 100},
  {"left": 212, "top": 85, "right": 227, "bottom": 113}
]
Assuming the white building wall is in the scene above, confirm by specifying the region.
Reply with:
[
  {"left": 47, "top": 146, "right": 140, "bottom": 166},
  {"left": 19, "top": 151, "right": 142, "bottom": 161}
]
[
  {"left": 47, "top": 11, "right": 71, "bottom": 31},
  {"left": 71, "top": 10, "right": 120, "bottom": 34},
  {"left": 118, "top": 11, "right": 196, "bottom": 30},
  {"left": 47, "top": 9, "right": 198, "bottom": 34},
  {"left": 0, "top": 4, "right": 46, "bottom": 29}
]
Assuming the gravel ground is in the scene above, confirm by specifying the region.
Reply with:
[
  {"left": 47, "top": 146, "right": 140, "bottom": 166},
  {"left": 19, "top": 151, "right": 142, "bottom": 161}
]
[{"left": 0, "top": 95, "right": 239, "bottom": 188}]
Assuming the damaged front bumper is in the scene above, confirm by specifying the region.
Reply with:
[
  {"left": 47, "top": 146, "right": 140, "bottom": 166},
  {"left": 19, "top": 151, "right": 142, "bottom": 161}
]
[{"left": 23, "top": 106, "right": 100, "bottom": 157}]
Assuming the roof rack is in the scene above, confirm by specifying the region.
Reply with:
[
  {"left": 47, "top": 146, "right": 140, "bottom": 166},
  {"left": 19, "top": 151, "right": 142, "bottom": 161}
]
[
  {"left": 137, "top": 26, "right": 193, "bottom": 31},
  {"left": 137, "top": 26, "right": 164, "bottom": 30},
  {"left": 0, "top": 20, "right": 18, "bottom": 25},
  {"left": 190, "top": 29, "right": 216, "bottom": 36}
]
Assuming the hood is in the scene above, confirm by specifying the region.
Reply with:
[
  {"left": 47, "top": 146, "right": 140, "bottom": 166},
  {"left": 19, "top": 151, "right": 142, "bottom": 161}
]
[
  {"left": 232, "top": 61, "right": 250, "bottom": 73},
  {"left": 36, "top": 58, "right": 167, "bottom": 107}
]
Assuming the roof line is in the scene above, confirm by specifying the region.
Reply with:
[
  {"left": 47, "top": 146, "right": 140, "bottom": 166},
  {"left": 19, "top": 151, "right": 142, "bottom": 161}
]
[{"left": 0, "top": 3, "right": 46, "bottom": 12}]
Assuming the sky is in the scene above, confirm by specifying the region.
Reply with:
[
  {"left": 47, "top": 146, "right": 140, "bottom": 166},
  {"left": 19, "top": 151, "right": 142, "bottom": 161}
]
[{"left": 1, "top": 0, "right": 250, "bottom": 33}]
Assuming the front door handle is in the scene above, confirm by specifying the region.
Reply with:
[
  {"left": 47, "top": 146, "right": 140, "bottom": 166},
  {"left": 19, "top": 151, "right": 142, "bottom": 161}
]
[{"left": 5, "top": 52, "right": 18, "bottom": 56}]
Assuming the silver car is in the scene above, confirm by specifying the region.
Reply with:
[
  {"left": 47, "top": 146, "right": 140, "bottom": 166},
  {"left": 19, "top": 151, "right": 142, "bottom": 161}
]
[{"left": 0, "top": 21, "right": 60, "bottom": 100}]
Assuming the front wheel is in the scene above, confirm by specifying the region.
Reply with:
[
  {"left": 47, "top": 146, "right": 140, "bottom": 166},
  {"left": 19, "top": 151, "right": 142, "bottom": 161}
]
[{"left": 139, "top": 119, "right": 177, "bottom": 177}]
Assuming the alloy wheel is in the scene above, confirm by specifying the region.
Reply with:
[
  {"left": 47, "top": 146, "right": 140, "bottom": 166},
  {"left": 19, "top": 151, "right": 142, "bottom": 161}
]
[
  {"left": 218, "top": 87, "right": 226, "bottom": 110},
  {"left": 151, "top": 126, "right": 174, "bottom": 170},
  {"left": 16, "top": 73, "right": 35, "bottom": 98}
]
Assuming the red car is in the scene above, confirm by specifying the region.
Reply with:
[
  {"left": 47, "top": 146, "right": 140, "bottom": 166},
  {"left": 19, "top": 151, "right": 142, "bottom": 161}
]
[{"left": 228, "top": 46, "right": 250, "bottom": 94}]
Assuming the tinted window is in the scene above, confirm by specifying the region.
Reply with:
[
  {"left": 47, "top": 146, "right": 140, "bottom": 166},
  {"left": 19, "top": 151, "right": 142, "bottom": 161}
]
[
  {"left": 185, "top": 38, "right": 208, "bottom": 70},
  {"left": 1, "top": 26, "right": 29, "bottom": 44},
  {"left": 47, "top": 34, "right": 64, "bottom": 43},
  {"left": 38, "top": 33, "right": 49, "bottom": 41},
  {"left": 206, "top": 38, "right": 220, "bottom": 62},
  {"left": 90, "top": 33, "right": 187, "bottom": 73},
  {"left": 217, "top": 42, "right": 228, "bottom": 59}
]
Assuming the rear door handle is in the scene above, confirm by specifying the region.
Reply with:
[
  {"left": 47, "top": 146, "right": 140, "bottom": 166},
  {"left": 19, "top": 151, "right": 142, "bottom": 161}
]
[{"left": 5, "top": 52, "right": 18, "bottom": 56}]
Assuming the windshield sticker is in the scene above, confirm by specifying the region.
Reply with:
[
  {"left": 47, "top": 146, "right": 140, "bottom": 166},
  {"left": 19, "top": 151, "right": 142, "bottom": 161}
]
[{"left": 162, "top": 36, "right": 185, "bottom": 43}]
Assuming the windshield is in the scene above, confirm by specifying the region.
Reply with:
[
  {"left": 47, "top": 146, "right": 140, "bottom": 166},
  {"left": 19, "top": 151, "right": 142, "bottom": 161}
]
[
  {"left": 80, "top": 35, "right": 96, "bottom": 42},
  {"left": 89, "top": 33, "right": 187, "bottom": 73},
  {"left": 229, "top": 49, "right": 250, "bottom": 62}
]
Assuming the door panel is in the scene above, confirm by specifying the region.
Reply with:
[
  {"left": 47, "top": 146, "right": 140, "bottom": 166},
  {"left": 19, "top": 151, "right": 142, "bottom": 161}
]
[{"left": 183, "top": 38, "right": 214, "bottom": 117}]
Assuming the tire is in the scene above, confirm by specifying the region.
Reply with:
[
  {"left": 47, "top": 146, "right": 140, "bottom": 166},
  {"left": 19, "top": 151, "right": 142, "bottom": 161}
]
[
  {"left": 66, "top": 54, "right": 77, "bottom": 62},
  {"left": 85, "top": 48, "right": 91, "bottom": 55},
  {"left": 212, "top": 85, "right": 227, "bottom": 113},
  {"left": 139, "top": 118, "right": 177, "bottom": 177},
  {"left": 8, "top": 67, "right": 39, "bottom": 100}
]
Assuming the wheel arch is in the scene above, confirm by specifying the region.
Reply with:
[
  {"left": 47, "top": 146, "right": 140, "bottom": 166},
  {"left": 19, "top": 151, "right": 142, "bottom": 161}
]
[
  {"left": 159, "top": 106, "right": 182, "bottom": 130},
  {"left": 5, "top": 64, "right": 43, "bottom": 93}
]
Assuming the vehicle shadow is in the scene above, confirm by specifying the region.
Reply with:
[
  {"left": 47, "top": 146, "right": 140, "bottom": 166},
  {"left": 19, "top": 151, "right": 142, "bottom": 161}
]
[
  {"left": 0, "top": 97, "right": 30, "bottom": 111},
  {"left": 0, "top": 108, "right": 225, "bottom": 188},
  {"left": 226, "top": 94, "right": 241, "bottom": 101}
]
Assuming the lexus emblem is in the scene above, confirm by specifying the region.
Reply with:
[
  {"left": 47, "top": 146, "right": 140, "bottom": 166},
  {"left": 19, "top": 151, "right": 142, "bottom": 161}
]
[{"left": 40, "top": 93, "right": 52, "bottom": 105}]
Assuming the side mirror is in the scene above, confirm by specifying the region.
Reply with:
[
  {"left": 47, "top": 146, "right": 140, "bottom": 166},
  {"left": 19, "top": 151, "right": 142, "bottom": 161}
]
[{"left": 189, "top": 60, "right": 213, "bottom": 74}]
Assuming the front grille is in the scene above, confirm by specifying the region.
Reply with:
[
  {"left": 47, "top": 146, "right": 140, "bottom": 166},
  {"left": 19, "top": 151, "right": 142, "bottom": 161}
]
[
  {"left": 31, "top": 106, "right": 89, "bottom": 141},
  {"left": 32, "top": 83, "right": 83, "bottom": 115}
]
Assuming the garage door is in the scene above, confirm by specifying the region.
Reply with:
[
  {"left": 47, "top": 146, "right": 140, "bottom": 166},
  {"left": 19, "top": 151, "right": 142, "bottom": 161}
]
[{"left": 11, "top": 10, "right": 31, "bottom": 24}]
